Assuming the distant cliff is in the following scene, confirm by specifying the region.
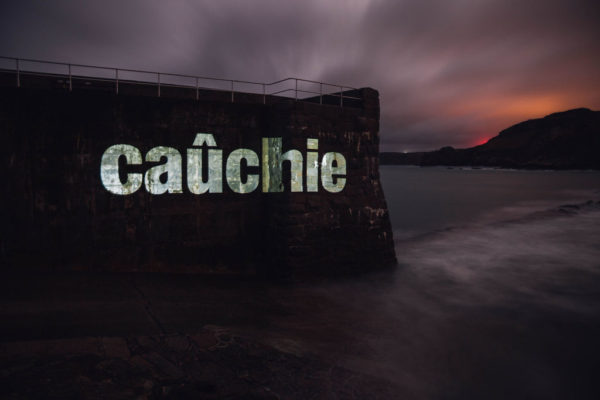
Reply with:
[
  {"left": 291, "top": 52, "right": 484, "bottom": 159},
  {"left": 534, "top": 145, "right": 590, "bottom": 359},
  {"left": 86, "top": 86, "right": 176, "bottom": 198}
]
[{"left": 381, "top": 108, "right": 600, "bottom": 169}]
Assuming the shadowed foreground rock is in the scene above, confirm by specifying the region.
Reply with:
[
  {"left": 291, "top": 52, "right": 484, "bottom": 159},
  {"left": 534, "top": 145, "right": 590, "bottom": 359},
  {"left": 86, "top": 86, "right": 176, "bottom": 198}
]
[{"left": 0, "top": 327, "right": 399, "bottom": 399}]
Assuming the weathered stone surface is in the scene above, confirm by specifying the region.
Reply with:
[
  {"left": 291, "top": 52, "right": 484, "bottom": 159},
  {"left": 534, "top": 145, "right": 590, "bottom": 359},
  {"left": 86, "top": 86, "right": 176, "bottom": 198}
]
[
  {"left": 0, "top": 84, "right": 396, "bottom": 277},
  {"left": 0, "top": 328, "right": 402, "bottom": 399}
]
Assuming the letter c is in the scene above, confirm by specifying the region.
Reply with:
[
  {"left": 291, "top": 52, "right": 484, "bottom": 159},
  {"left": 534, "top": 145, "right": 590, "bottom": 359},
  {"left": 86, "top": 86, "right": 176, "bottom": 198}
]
[
  {"left": 226, "top": 148, "right": 259, "bottom": 193},
  {"left": 100, "top": 144, "right": 143, "bottom": 195}
]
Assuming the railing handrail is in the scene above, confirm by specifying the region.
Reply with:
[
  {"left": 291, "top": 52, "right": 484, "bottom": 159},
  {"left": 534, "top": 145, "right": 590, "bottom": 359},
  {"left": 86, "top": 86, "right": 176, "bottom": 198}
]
[{"left": 0, "top": 55, "right": 360, "bottom": 106}]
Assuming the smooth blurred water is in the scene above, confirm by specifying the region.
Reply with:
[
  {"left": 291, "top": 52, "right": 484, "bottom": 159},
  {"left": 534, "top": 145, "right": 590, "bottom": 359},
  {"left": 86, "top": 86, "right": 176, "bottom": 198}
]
[{"left": 248, "top": 167, "right": 600, "bottom": 398}]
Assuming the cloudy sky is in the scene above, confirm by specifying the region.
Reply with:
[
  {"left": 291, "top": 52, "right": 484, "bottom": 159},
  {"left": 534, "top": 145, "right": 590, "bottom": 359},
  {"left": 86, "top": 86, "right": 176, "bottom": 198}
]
[{"left": 1, "top": 0, "right": 599, "bottom": 151}]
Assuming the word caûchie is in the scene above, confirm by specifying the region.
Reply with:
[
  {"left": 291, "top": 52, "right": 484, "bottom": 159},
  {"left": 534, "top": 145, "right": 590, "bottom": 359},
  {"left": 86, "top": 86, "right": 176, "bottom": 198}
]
[{"left": 100, "top": 133, "right": 346, "bottom": 195}]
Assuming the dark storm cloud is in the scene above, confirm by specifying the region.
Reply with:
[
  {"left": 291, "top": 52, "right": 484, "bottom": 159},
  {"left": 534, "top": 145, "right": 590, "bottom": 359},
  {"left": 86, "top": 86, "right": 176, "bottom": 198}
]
[{"left": 1, "top": 0, "right": 599, "bottom": 151}]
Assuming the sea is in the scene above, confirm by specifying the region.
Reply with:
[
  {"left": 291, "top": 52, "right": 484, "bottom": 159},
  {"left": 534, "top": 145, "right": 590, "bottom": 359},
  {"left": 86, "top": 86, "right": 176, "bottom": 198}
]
[
  {"left": 381, "top": 165, "right": 600, "bottom": 240},
  {"left": 249, "top": 166, "right": 600, "bottom": 398}
]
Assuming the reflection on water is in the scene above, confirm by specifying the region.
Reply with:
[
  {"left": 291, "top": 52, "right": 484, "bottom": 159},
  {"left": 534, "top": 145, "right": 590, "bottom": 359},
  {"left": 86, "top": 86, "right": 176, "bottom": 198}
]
[{"left": 248, "top": 167, "right": 600, "bottom": 398}]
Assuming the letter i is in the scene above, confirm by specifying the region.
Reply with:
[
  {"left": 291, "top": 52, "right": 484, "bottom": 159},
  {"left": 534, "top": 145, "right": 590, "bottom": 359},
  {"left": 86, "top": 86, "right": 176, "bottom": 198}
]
[{"left": 306, "top": 138, "right": 319, "bottom": 192}]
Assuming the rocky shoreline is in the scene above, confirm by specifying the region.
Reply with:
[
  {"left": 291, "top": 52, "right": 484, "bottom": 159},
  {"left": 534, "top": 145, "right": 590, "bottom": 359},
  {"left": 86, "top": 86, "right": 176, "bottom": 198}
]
[{"left": 1, "top": 327, "right": 400, "bottom": 399}]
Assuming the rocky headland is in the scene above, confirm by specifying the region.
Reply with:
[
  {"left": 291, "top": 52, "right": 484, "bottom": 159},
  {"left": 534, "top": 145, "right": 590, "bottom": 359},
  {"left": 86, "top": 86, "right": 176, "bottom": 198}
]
[{"left": 381, "top": 108, "right": 600, "bottom": 169}]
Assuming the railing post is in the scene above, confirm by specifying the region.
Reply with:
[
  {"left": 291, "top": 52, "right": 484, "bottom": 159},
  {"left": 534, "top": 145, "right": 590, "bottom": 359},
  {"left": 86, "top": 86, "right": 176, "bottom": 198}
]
[
  {"left": 319, "top": 82, "right": 322, "bottom": 105},
  {"left": 1, "top": 57, "right": 359, "bottom": 108},
  {"left": 16, "top": 58, "right": 20, "bottom": 88}
]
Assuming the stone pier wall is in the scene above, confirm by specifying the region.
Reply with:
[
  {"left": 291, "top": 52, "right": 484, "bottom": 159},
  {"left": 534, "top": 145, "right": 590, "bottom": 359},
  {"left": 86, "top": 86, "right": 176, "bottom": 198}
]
[{"left": 0, "top": 85, "right": 396, "bottom": 277}]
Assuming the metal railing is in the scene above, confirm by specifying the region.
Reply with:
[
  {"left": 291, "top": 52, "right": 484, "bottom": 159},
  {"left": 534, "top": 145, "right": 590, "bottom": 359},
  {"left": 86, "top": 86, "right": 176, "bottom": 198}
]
[{"left": 0, "top": 56, "right": 362, "bottom": 107}]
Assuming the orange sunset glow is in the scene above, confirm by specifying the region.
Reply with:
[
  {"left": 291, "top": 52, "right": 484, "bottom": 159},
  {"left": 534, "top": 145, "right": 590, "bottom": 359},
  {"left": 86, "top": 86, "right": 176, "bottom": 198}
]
[{"left": 430, "top": 90, "right": 598, "bottom": 149}]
